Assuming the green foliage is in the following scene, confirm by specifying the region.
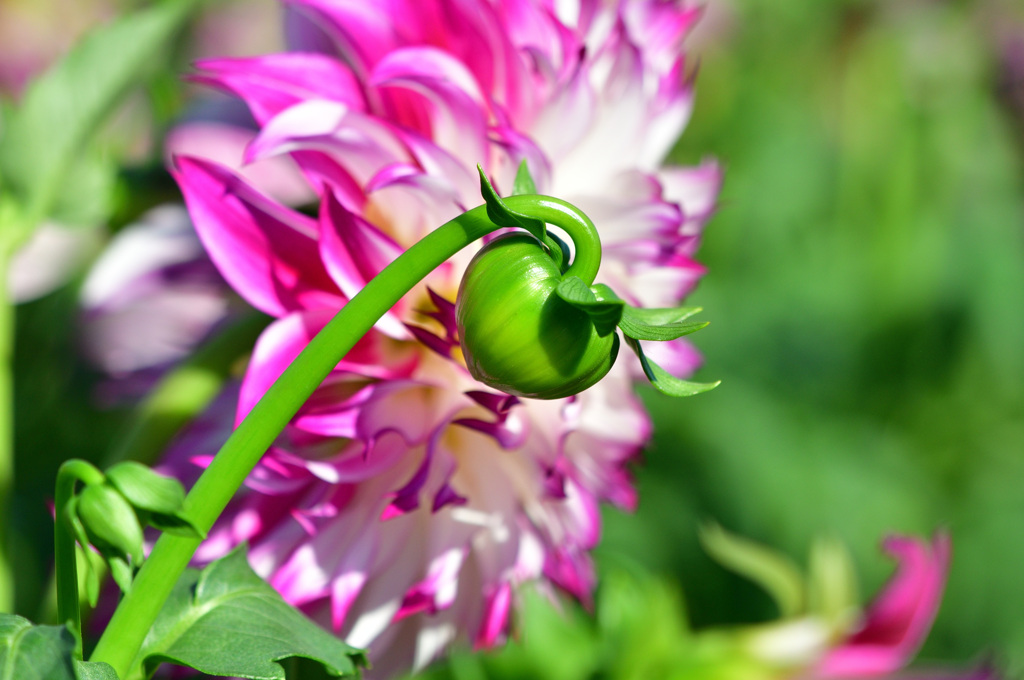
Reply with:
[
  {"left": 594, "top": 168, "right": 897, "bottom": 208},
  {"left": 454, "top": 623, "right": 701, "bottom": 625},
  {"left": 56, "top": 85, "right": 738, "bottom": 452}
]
[
  {"left": 0, "top": 0, "right": 199, "bottom": 229},
  {"left": 138, "top": 545, "right": 366, "bottom": 679},
  {"left": 0, "top": 614, "right": 116, "bottom": 680}
]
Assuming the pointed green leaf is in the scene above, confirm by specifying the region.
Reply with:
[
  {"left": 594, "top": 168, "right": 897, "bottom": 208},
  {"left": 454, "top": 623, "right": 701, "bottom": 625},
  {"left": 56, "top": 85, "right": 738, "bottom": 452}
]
[
  {"left": 625, "top": 337, "right": 720, "bottom": 397},
  {"left": 556, "top": 277, "right": 624, "bottom": 336},
  {"left": 620, "top": 305, "right": 704, "bottom": 326},
  {"left": 618, "top": 305, "right": 709, "bottom": 341},
  {"left": 478, "top": 165, "right": 546, "bottom": 239},
  {"left": 512, "top": 159, "right": 538, "bottom": 196},
  {"left": 140, "top": 545, "right": 366, "bottom": 679},
  {"left": 0, "top": 614, "right": 77, "bottom": 680},
  {"left": 478, "top": 165, "right": 567, "bottom": 270},
  {"left": 0, "top": 0, "right": 199, "bottom": 226},
  {"left": 699, "top": 524, "right": 805, "bottom": 618}
]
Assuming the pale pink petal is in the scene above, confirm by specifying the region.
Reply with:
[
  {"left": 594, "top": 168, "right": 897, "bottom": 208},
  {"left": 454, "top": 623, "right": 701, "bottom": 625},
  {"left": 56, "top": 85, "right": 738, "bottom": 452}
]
[{"left": 166, "top": 121, "right": 314, "bottom": 205}]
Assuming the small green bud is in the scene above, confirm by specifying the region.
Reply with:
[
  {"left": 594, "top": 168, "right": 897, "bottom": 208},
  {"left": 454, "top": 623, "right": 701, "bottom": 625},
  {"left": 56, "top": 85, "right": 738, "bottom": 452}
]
[
  {"left": 76, "top": 483, "right": 144, "bottom": 566},
  {"left": 456, "top": 233, "right": 618, "bottom": 399}
]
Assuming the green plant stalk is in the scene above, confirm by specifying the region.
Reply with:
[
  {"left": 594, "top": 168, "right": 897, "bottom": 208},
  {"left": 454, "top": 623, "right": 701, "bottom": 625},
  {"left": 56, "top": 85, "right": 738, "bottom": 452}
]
[
  {"left": 53, "top": 460, "right": 105, "bottom": 656},
  {"left": 0, "top": 199, "right": 35, "bottom": 614},
  {"left": 90, "top": 195, "right": 601, "bottom": 678}
]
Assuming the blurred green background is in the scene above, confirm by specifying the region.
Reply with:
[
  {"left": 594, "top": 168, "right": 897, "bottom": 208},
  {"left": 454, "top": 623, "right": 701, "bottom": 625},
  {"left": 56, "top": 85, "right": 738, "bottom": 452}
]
[{"left": 6, "top": 0, "right": 1024, "bottom": 677}]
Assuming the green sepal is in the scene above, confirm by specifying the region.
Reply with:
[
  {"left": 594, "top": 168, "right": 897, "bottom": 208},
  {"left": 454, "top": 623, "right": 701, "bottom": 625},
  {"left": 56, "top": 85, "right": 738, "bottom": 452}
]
[
  {"left": 75, "top": 484, "right": 144, "bottom": 567},
  {"left": 618, "top": 306, "right": 709, "bottom": 341},
  {"left": 477, "top": 165, "right": 566, "bottom": 270},
  {"left": 74, "top": 544, "right": 102, "bottom": 610},
  {"left": 65, "top": 499, "right": 100, "bottom": 608},
  {"left": 699, "top": 523, "right": 805, "bottom": 618},
  {"left": 512, "top": 159, "right": 538, "bottom": 196},
  {"left": 624, "top": 336, "right": 720, "bottom": 397},
  {"left": 107, "top": 556, "right": 134, "bottom": 595},
  {"left": 555, "top": 277, "right": 624, "bottom": 336},
  {"left": 139, "top": 544, "right": 367, "bottom": 679},
  {"left": 105, "top": 462, "right": 204, "bottom": 539}
]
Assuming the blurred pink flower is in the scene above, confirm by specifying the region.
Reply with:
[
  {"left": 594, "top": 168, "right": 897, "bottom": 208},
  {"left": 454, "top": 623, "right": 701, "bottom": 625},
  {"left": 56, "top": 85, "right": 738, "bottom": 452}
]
[
  {"left": 169, "top": 0, "right": 718, "bottom": 673},
  {"left": 818, "top": 532, "right": 952, "bottom": 678}
]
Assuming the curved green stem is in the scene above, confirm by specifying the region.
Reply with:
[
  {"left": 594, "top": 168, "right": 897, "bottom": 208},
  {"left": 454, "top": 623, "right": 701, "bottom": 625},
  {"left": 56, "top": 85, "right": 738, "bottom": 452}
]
[
  {"left": 53, "top": 459, "right": 104, "bottom": 657},
  {"left": 89, "top": 195, "right": 601, "bottom": 678}
]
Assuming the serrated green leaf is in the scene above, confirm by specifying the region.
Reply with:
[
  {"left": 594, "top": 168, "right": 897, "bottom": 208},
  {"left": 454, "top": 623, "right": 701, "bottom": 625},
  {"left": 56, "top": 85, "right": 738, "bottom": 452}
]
[
  {"left": 73, "top": 659, "right": 119, "bottom": 680},
  {"left": 140, "top": 545, "right": 366, "bottom": 679},
  {"left": 0, "top": 614, "right": 78, "bottom": 680},
  {"left": 699, "top": 523, "right": 805, "bottom": 618},
  {"left": 625, "top": 337, "right": 720, "bottom": 397},
  {"left": 512, "top": 159, "right": 538, "bottom": 196},
  {"left": 555, "top": 277, "right": 624, "bottom": 336},
  {"left": 105, "top": 462, "right": 186, "bottom": 516},
  {"left": 0, "top": 0, "right": 198, "bottom": 226}
]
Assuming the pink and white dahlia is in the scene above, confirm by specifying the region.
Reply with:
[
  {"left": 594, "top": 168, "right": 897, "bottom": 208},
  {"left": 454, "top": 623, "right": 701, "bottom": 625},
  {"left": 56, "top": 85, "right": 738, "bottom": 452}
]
[{"left": 169, "top": 0, "right": 718, "bottom": 673}]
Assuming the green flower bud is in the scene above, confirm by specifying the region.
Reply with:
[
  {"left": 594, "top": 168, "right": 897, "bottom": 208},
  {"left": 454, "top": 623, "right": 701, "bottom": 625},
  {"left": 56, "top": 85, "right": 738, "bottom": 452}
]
[
  {"left": 76, "top": 483, "right": 144, "bottom": 566},
  {"left": 456, "top": 232, "right": 619, "bottom": 399}
]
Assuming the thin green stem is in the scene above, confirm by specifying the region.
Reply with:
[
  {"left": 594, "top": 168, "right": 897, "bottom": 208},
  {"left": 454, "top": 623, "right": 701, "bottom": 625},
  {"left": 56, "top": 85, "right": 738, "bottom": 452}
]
[
  {"left": 53, "top": 460, "right": 104, "bottom": 657},
  {"left": 89, "top": 195, "right": 601, "bottom": 678}
]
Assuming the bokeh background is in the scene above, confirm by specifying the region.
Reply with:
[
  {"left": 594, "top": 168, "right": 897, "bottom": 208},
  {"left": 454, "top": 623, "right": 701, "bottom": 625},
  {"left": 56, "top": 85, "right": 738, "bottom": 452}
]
[{"left": 4, "top": 0, "right": 1024, "bottom": 677}]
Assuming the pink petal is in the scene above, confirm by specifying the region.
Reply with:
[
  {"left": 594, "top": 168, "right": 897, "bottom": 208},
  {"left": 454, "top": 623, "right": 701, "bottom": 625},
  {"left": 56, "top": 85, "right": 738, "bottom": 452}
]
[
  {"left": 170, "top": 156, "right": 343, "bottom": 317},
  {"left": 191, "top": 53, "right": 367, "bottom": 125},
  {"left": 319, "top": 190, "right": 408, "bottom": 338},
  {"left": 370, "top": 46, "right": 490, "bottom": 167},
  {"left": 474, "top": 581, "right": 512, "bottom": 649}
]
